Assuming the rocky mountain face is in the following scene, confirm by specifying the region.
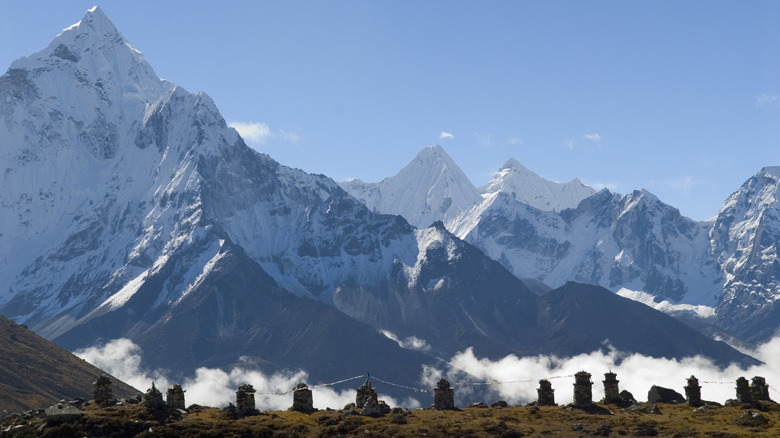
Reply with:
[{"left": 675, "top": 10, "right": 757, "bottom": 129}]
[
  {"left": 449, "top": 188, "right": 724, "bottom": 307},
  {"left": 0, "top": 5, "right": 760, "bottom": 396},
  {"left": 0, "top": 315, "right": 139, "bottom": 413},
  {"left": 711, "top": 167, "right": 780, "bottom": 343},
  {"left": 344, "top": 146, "right": 780, "bottom": 344}
]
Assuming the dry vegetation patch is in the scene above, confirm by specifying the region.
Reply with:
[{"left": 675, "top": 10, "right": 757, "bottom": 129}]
[{"left": 3, "top": 400, "right": 780, "bottom": 437}]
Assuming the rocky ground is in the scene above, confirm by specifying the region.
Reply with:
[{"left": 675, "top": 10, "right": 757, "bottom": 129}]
[{"left": 2, "top": 397, "right": 780, "bottom": 437}]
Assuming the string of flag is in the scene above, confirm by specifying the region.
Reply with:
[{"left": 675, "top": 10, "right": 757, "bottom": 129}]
[
  {"left": 372, "top": 375, "right": 435, "bottom": 393},
  {"left": 253, "top": 373, "right": 778, "bottom": 397},
  {"left": 256, "top": 374, "right": 365, "bottom": 396}
]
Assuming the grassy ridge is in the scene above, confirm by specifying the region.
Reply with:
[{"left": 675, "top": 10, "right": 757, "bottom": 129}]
[{"left": 3, "top": 400, "right": 780, "bottom": 437}]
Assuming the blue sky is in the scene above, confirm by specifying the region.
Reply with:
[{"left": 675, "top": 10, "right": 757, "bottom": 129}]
[{"left": 2, "top": 1, "right": 779, "bottom": 220}]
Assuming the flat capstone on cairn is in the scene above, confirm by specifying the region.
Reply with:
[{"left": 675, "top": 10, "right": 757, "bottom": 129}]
[
  {"left": 573, "top": 371, "right": 593, "bottom": 407},
  {"left": 167, "top": 384, "right": 186, "bottom": 410},
  {"left": 537, "top": 379, "right": 555, "bottom": 406},
  {"left": 236, "top": 384, "right": 257, "bottom": 416},
  {"left": 685, "top": 375, "right": 703, "bottom": 407},
  {"left": 93, "top": 375, "right": 113, "bottom": 406},
  {"left": 602, "top": 372, "right": 620, "bottom": 405},
  {"left": 291, "top": 383, "right": 315, "bottom": 414},
  {"left": 433, "top": 378, "right": 456, "bottom": 410}
]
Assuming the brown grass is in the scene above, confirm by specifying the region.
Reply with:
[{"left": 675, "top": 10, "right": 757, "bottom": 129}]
[{"left": 3, "top": 400, "right": 780, "bottom": 437}]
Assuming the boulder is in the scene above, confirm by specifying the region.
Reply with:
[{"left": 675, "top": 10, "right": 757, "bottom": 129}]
[
  {"left": 44, "top": 403, "right": 83, "bottom": 423},
  {"left": 647, "top": 385, "right": 684, "bottom": 404}
]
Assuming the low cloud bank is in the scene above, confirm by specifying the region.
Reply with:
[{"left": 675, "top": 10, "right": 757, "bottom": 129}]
[
  {"left": 75, "top": 339, "right": 416, "bottom": 410},
  {"left": 424, "top": 337, "right": 780, "bottom": 406},
  {"left": 76, "top": 336, "right": 780, "bottom": 409}
]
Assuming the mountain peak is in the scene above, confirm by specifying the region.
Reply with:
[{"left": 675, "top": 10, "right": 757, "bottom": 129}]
[
  {"left": 414, "top": 144, "right": 449, "bottom": 162},
  {"left": 500, "top": 158, "right": 527, "bottom": 171},
  {"left": 760, "top": 166, "right": 780, "bottom": 180},
  {"left": 481, "top": 160, "right": 596, "bottom": 212}
]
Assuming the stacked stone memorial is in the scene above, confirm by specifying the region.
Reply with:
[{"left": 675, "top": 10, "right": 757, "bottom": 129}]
[
  {"left": 236, "top": 384, "right": 257, "bottom": 416},
  {"left": 537, "top": 379, "right": 555, "bottom": 406},
  {"left": 736, "top": 377, "right": 752, "bottom": 404},
  {"left": 685, "top": 376, "right": 703, "bottom": 407},
  {"left": 356, "top": 379, "right": 378, "bottom": 409},
  {"left": 144, "top": 383, "right": 169, "bottom": 423},
  {"left": 291, "top": 383, "right": 315, "bottom": 413},
  {"left": 167, "top": 384, "right": 186, "bottom": 410},
  {"left": 751, "top": 376, "right": 771, "bottom": 402},
  {"left": 93, "top": 375, "right": 113, "bottom": 406},
  {"left": 603, "top": 372, "right": 620, "bottom": 404},
  {"left": 433, "top": 379, "right": 456, "bottom": 410},
  {"left": 573, "top": 371, "right": 593, "bottom": 407}
]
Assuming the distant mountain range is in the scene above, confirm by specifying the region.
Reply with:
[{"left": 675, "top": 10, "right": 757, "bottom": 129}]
[
  {"left": 341, "top": 145, "right": 780, "bottom": 345},
  {"left": 0, "top": 6, "right": 767, "bottom": 405}
]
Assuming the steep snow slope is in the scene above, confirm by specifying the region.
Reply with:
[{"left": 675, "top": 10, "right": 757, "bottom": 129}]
[
  {"left": 339, "top": 145, "right": 482, "bottom": 229},
  {"left": 712, "top": 167, "right": 780, "bottom": 342},
  {"left": 450, "top": 189, "right": 724, "bottom": 306},
  {"left": 480, "top": 158, "right": 596, "bottom": 212}
]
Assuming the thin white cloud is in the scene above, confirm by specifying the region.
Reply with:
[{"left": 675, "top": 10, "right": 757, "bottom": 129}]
[
  {"left": 229, "top": 122, "right": 303, "bottom": 147},
  {"left": 381, "top": 330, "right": 431, "bottom": 352},
  {"left": 583, "top": 133, "right": 602, "bottom": 148},
  {"left": 506, "top": 136, "right": 522, "bottom": 146},
  {"left": 440, "top": 132, "right": 454, "bottom": 140},
  {"left": 564, "top": 139, "right": 575, "bottom": 151},
  {"left": 474, "top": 132, "right": 494, "bottom": 148},
  {"left": 756, "top": 93, "right": 780, "bottom": 108},
  {"left": 280, "top": 129, "right": 302, "bottom": 144},
  {"left": 582, "top": 180, "right": 622, "bottom": 193},
  {"left": 229, "top": 121, "right": 272, "bottom": 145}
]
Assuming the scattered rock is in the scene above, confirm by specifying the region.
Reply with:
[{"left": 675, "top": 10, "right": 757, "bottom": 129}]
[
  {"left": 492, "top": 400, "right": 509, "bottom": 408},
  {"left": 624, "top": 403, "right": 647, "bottom": 413},
  {"left": 360, "top": 398, "right": 390, "bottom": 417},
  {"left": 647, "top": 385, "right": 684, "bottom": 404},
  {"left": 468, "top": 402, "right": 488, "bottom": 408},
  {"left": 43, "top": 403, "right": 83, "bottom": 423},
  {"left": 735, "top": 409, "right": 769, "bottom": 427}
]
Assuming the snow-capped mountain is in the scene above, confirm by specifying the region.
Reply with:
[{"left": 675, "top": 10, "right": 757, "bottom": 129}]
[
  {"left": 711, "top": 167, "right": 780, "bottom": 342},
  {"left": 339, "top": 145, "right": 482, "bottom": 229},
  {"left": 449, "top": 188, "right": 724, "bottom": 306},
  {"left": 339, "top": 147, "right": 596, "bottom": 230},
  {"left": 0, "top": 5, "right": 758, "bottom": 387},
  {"left": 479, "top": 158, "right": 596, "bottom": 212}
]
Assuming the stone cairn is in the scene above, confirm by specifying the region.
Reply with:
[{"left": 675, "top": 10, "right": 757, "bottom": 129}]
[
  {"left": 144, "top": 382, "right": 169, "bottom": 423},
  {"left": 736, "top": 377, "right": 753, "bottom": 404},
  {"left": 236, "top": 384, "right": 257, "bottom": 415},
  {"left": 685, "top": 375, "right": 703, "bottom": 407},
  {"left": 751, "top": 376, "right": 771, "bottom": 402},
  {"left": 167, "top": 384, "right": 186, "bottom": 410},
  {"left": 537, "top": 379, "right": 555, "bottom": 406},
  {"left": 573, "top": 371, "right": 593, "bottom": 407},
  {"left": 603, "top": 372, "right": 620, "bottom": 404},
  {"left": 93, "top": 375, "right": 113, "bottom": 406},
  {"left": 291, "top": 383, "right": 315, "bottom": 413},
  {"left": 433, "top": 378, "right": 456, "bottom": 410},
  {"left": 356, "top": 378, "right": 378, "bottom": 409}
]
